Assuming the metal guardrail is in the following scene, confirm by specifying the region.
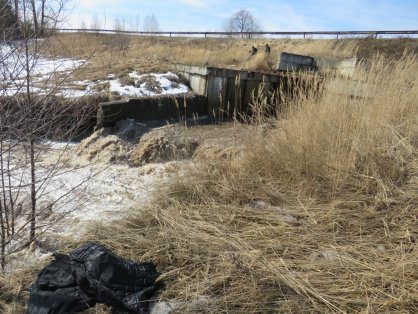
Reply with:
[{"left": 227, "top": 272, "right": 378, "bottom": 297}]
[{"left": 56, "top": 29, "right": 418, "bottom": 39}]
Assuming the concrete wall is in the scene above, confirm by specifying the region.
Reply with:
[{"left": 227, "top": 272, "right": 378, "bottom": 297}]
[
  {"left": 176, "top": 63, "right": 319, "bottom": 120},
  {"left": 97, "top": 56, "right": 356, "bottom": 127},
  {"left": 97, "top": 93, "right": 207, "bottom": 128}
]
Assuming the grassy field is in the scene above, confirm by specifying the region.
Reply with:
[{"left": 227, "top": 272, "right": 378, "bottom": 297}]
[
  {"left": 1, "top": 34, "right": 418, "bottom": 313},
  {"left": 44, "top": 33, "right": 418, "bottom": 80}
]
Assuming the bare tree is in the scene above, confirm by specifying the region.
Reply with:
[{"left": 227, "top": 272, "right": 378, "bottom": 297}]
[
  {"left": 0, "top": 0, "right": 97, "bottom": 271},
  {"left": 29, "top": 0, "right": 38, "bottom": 33},
  {"left": 0, "top": 0, "right": 17, "bottom": 39},
  {"left": 40, "top": 0, "right": 46, "bottom": 35},
  {"left": 113, "top": 16, "right": 130, "bottom": 52},
  {"left": 134, "top": 13, "right": 140, "bottom": 32},
  {"left": 14, "top": 0, "right": 20, "bottom": 36},
  {"left": 143, "top": 14, "right": 160, "bottom": 32},
  {"left": 26, "top": 0, "right": 69, "bottom": 36},
  {"left": 224, "top": 9, "right": 261, "bottom": 38},
  {"left": 80, "top": 18, "right": 86, "bottom": 30}
]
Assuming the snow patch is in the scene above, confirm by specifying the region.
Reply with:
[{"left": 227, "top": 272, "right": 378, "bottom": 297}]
[
  {"left": 1, "top": 42, "right": 189, "bottom": 98},
  {"left": 107, "top": 72, "right": 188, "bottom": 97},
  {"left": 1, "top": 42, "right": 87, "bottom": 97}
]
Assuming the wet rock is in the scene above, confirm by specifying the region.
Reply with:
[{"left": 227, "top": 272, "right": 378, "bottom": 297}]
[
  {"left": 247, "top": 200, "right": 269, "bottom": 209},
  {"left": 309, "top": 249, "right": 338, "bottom": 262},
  {"left": 150, "top": 301, "right": 177, "bottom": 314},
  {"left": 271, "top": 206, "right": 287, "bottom": 213},
  {"left": 279, "top": 214, "right": 298, "bottom": 223}
]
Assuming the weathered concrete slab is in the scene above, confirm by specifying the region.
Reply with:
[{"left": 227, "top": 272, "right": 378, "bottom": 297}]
[
  {"left": 97, "top": 93, "right": 207, "bottom": 128},
  {"left": 316, "top": 57, "right": 360, "bottom": 78},
  {"left": 174, "top": 64, "right": 208, "bottom": 95},
  {"left": 188, "top": 75, "right": 207, "bottom": 95},
  {"left": 174, "top": 64, "right": 208, "bottom": 76},
  {"left": 276, "top": 52, "right": 317, "bottom": 72}
]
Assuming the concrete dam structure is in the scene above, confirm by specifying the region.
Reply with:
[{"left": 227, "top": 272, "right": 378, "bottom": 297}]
[
  {"left": 174, "top": 63, "right": 319, "bottom": 119},
  {"left": 97, "top": 53, "right": 358, "bottom": 127}
]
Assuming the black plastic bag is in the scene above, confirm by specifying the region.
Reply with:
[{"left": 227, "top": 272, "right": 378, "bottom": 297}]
[{"left": 26, "top": 243, "right": 160, "bottom": 314}]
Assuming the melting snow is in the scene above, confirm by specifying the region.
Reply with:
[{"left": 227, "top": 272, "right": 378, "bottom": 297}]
[
  {"left": 1, "top": 42, "right": 189, "bottom": 98},
  {"left": 1, "top": 42, "right": 87, "bottom": 96},
  {"left": 108, "top": 72, "right": 188, "bottom": 97}
]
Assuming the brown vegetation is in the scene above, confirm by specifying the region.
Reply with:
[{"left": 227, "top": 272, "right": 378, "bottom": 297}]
[
  {"left": 82, "top": 53, "right": 417, "bottom": 313},
  {"left": 44, "top": 33, "right": 418, "bottom": 79},
  {"left": 1, "top": 36, "right": 418, "bottom": 313}
]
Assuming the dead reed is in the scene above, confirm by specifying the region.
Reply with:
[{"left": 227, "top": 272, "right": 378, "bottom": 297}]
[
  {"left": 1, "top": 37, "right": 417, "bottom": 313},
  {"left": 43, "top": 33, "right": 418, "bottom": 81},
  {"left": 78, "top": 53, "right": 418, "bottom": 313}
]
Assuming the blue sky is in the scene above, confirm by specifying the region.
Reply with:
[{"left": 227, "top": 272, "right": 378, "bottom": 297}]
[{"left": 65, "top": 0, "right": 418, "bottom": 31}]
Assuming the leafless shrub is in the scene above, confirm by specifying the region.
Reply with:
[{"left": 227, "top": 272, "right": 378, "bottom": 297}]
[
  {"left": 112, "top": 16, "right": 130, "bottom": 53},
  {"left": 0, "top": 0, "right": 100, "bottom": 272}
]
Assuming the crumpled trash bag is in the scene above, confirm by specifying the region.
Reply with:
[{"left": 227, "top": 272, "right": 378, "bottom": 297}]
[{"left": 26, "top": 243, "right": 160, "bottom": 314}]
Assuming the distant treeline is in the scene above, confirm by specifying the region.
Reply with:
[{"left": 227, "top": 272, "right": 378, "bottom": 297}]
[{"left": 0, "top": 0, "right": 59, "bottom": 40}]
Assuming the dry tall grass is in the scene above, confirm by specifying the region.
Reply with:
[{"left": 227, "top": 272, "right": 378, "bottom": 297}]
[
  {"left": 1, "top": 39, "right": 417, "bottom": 313},
  {"left": 74, "top": 53, "right": 418, "bottom": 313},
  {"left": 43, "top": 33, "right": 418, "bottom": 81}
]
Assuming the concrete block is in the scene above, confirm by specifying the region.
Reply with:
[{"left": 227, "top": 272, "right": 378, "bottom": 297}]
[
  {"left": 174, "top": 64, "right": 208, "bottom": 95},
  {"left": 276, "top": 52, "right": 317, "bottom": 72},
  {"left": 316, "top": 58, "right": 360, "bottom": 78},
  {"left": 188, "top": 75, "right": 207, "bottom": 95}
]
